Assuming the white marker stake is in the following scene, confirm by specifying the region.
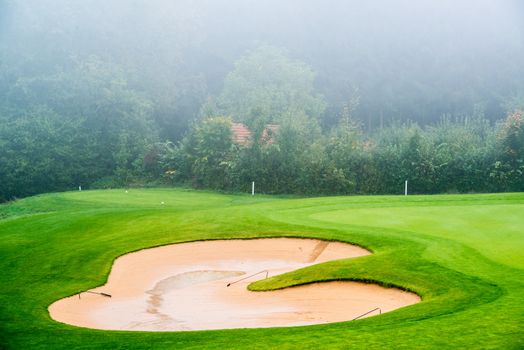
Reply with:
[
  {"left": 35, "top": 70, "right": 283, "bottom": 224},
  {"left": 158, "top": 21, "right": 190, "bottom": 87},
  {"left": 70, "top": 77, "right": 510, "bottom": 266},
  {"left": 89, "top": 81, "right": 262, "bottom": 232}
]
[
  {"left": 252, "top": 181, "right": 255, "bottom": 196},
  {"left": 79, "top": 186, "right": 82, "bottom": 191},
  {"left": 404, "top": 180, "right": 408, "bottom": 196}
]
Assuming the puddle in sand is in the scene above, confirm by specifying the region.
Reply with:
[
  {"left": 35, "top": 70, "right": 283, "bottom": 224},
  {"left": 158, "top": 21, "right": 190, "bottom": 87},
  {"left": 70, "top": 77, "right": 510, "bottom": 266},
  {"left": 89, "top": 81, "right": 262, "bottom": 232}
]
[{"left": 48, "top": 238, "right": 420, "bottom": 331}]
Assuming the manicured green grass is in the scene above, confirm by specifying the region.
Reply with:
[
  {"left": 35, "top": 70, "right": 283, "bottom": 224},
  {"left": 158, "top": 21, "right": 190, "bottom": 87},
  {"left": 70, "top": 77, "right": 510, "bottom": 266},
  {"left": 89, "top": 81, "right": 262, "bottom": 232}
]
[{"left": 1, "top": 189, "right": 523, "bottom": 349}]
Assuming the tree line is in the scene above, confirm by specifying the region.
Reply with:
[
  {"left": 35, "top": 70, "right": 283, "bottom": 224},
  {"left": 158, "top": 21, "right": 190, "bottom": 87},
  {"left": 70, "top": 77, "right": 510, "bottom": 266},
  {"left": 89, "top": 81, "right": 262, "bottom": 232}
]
[
  {"left": 1, "top": 46, "right": 523, "bottom": 201},
  {"left": 158, "top": 110, "right": 523, "bottom": 196}
]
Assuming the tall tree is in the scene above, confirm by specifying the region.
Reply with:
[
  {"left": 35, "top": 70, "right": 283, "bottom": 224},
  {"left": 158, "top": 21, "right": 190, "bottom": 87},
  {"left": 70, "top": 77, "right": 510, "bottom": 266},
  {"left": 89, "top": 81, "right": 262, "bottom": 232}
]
[{"left": 217, "top": 46, "right": 326, "bottom": 127}]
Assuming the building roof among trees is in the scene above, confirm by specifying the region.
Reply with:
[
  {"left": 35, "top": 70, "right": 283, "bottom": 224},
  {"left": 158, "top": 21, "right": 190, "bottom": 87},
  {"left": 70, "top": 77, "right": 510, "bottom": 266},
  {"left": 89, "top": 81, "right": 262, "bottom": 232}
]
[
  {"left": 231, "top": 123, "right": 252, "bottom": 144},
  {"left": 231, "top": 122, "right": 279, "bottom": 145}
]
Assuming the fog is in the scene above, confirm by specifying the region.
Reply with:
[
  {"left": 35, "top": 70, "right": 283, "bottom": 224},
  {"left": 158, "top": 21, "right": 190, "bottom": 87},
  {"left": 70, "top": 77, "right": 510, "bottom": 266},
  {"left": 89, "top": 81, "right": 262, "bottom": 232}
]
[
  {"left": 2, "top": 0, "right": 523, "bottom": 132},
  {"left": 1, "top": 0, "right": 523, "bottom": 200}
]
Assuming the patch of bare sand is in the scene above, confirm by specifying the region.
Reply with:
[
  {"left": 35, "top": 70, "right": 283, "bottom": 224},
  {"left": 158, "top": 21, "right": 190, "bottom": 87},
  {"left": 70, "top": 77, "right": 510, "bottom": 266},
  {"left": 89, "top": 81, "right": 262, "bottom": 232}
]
[{"left": 48, "top": 238, "right": 420, "bottom": 331}]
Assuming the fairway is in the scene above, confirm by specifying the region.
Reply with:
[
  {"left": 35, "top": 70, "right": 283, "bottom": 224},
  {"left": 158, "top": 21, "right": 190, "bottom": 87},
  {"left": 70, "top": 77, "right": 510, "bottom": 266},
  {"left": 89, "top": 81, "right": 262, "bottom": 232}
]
[{"left": 1, "top": 189, "right": 523, "bottom": 349}]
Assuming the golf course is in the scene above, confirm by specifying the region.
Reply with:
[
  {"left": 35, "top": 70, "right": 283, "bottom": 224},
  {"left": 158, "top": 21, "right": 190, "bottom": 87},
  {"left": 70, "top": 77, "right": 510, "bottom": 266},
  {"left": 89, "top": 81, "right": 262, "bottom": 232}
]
[{"left": 1, "top": 188, "right": 523, "bottom": 349}]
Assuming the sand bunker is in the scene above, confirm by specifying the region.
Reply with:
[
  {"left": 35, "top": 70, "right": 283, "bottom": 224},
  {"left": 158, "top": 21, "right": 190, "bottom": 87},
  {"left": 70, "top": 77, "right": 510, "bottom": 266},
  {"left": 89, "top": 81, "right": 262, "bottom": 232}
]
[{"left": 49, "top": 238, "right": 420, "bottom": 331}]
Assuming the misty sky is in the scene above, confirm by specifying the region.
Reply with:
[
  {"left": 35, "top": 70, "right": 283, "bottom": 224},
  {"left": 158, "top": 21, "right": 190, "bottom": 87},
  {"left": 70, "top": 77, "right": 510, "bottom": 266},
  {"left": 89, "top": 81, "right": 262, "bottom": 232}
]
[{"left": 1, "top": 0, "right": 523, "bottom": 126}]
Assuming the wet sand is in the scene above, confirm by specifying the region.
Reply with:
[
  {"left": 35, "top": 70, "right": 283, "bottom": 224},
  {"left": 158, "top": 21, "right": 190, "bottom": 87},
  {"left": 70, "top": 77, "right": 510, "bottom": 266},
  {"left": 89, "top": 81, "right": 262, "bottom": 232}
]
[{"left": 48, "top": 238, "right": 420, "bottom": 331}]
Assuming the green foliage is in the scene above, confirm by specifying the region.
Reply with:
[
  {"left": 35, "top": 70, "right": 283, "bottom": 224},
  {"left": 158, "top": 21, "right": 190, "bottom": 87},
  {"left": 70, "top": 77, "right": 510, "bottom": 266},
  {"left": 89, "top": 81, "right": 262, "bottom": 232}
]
[
  {"left": 166, "top": 117, "right": 235, "bottom": 189},
  {"left": 0, "top": 107, "right": 83, "bottom": 200},
  {"left": 0, "top": 56, "right": 157, "bottom": 200},
  {"left": 218, "top": 46, "right": 326, "bottom": 126},
  {"left": 258, "top": 114, "right": 320, "bottom": 193},
  {"left": 1, "top": 37, "right": 523, "bottom": 200},
  {"left": 490, "top": 110, "right": 524, "bottom": 191},
  {"left": 164, "top": 110, "right": 522, "bottom": 195},
  {"left": 498, "top": 110, "right": 524, "bottom": 161}
]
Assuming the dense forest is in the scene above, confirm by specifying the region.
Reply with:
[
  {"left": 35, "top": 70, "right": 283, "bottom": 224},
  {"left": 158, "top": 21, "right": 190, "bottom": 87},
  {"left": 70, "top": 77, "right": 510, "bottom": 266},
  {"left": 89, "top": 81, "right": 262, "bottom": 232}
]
[{"left": 1, "top": 0, "right": 523, "bottom": 201}]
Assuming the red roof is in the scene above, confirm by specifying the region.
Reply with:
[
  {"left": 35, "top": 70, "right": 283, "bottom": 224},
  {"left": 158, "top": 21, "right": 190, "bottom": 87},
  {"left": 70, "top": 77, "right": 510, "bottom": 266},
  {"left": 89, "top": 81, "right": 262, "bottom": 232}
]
[
  {"left": 231, "top": 122, "right": 279, "bottom": 145},
  {"left": 262, "top": 124, "right": 279, "bottom": 144},
  {"left": 231, "top": 123, "right": 252, "bottom": 144}
]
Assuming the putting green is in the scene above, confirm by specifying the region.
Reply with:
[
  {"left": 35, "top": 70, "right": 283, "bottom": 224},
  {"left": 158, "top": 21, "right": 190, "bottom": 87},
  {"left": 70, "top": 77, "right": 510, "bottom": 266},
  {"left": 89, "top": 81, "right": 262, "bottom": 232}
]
[
  {"left": 0, "top": 189, "right": 523, "bottom": 349},
  {"left": 312, "top": 204, "right": 524, "bottom": 269}
]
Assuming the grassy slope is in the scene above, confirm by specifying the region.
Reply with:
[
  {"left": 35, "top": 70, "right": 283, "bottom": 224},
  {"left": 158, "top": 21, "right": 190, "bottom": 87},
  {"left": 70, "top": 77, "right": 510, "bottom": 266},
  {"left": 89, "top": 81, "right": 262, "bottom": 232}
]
[{"left": 0, "top": 189, "right": 523, "bottom": 349}]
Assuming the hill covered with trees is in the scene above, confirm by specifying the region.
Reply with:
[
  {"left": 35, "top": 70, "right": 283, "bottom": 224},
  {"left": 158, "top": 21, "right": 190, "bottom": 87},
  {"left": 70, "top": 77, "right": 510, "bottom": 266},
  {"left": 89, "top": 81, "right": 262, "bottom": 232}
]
[{"left": 1, "top": 0, "right": 523, "bottom": 200}]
